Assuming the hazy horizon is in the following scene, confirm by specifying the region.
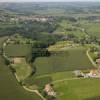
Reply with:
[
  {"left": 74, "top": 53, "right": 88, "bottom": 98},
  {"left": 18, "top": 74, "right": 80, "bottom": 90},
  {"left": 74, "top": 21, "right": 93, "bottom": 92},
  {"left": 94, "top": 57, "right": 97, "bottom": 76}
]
[{"left": 0, "top": 0, "right": 100, "bottom": 2}]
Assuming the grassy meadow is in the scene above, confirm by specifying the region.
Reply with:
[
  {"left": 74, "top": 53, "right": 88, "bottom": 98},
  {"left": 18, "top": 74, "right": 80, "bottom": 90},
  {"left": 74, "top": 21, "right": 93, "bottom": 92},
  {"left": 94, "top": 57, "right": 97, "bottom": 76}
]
[
  {"left": 80, "top": 22, "right": 100, "bottom": 38},
  {"left": 34, "top": 47, "right": 93, "bottom": 76},
  {"left": 4, "top": 44, "right": 32, "bottom": 57},
  {"left": 12, "top": 58, "right": 33, "bottom": 81},
  {"left": 54, "top": 78, "right": 100, "bottom": 100},
  {"left": 54, "top": 19, "right": 86, "bottom": 38}
]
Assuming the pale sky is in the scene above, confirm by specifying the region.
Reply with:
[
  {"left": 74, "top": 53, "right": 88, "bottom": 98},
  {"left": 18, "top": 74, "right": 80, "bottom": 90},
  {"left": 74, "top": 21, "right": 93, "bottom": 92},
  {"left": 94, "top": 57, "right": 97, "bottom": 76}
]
[{"left": 0, "top": 0, "right": 99, "bottom": 2}]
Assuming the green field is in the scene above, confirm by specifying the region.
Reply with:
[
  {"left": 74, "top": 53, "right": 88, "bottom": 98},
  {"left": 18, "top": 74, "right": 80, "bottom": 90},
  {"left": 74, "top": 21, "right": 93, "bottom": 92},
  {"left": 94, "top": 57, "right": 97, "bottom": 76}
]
[
  {"left": 50, "top": 71, "right": 74, "bottom": 81},
  {"left": 0, "top": 55, "right": 42, "bottom": 100},
  {"left": 87, "top": 24, "right": 100, "bottom": 39},
  {"left": 80, "top": 22, "right": 100, "bottom": 38},
  {"left": 4, "top": 44, "right": 32, "bottom": 57},
  {"left": 24, "top": 71, "right": 75, "bottom": 90},
  {"left": 24, "top": 75, "right": 52, "bottom": 89},
  {"left": 12, "top": 58, "right": 33, "bottom": 81},
  {"left": 36, "top": 71, "right": 74, "bottom": 81},
  {"left": 55, "top": 20, "right": 86, "bottom": 38},
  {"left": 34, "top": 47, "right": 93, "bottom": 76},
  {"left": 54, "top": 78, "right": 100, "bottom": 100}
]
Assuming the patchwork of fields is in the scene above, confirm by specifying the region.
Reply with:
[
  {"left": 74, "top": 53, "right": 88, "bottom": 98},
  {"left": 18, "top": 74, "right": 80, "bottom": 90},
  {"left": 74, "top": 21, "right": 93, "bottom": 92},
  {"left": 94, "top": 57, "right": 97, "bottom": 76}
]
[
  {"left": 1, "top": 36, "right": 98, "bottom": 100},
  {"left": 0, "top": 21, "right": 99, "bottom": 100},
  {"left": 55, "top": 19, "right": 100, "bottom": 39},
  {"left": 0, "top": 56, "right": 42, "bottom": 100}
]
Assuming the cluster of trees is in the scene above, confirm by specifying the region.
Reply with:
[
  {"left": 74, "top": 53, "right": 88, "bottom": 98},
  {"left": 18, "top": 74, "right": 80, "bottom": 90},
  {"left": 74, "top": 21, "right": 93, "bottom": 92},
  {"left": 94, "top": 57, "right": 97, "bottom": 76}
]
[
  {"left": 0, "top": 20, "right": 62, "bottom": 43},
  {"left": 19, "top": 21, "right": 62, "bottom": 44},
  {"left": 25, "top": 41, "right": 51, "bottom": 75},
  {"left": 20, "top": 21, "right": 57, "bottom": 33},
  {"left": 90, "top": 46, "right": 99, "bottom": 52},
  {"left": 0, "top": 26, "right": 19, "bottom": 36},
  {"left": 90, "top": 46, "right": 100, "bottom": 61},
  {"left": 26, "top": 41, "right": 51, "bottom": 63},
  {"left": 63, "top": 33, "right": 99, "bottom": 45}
]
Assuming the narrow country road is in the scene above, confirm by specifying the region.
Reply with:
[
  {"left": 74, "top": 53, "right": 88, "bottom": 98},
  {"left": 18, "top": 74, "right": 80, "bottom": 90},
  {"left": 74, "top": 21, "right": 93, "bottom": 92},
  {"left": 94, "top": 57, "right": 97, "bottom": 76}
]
[
  {"left": 81, "top": 27, "right": 97, "bottom": 67},
  {"left": 23, "top": 86, "right": 46, "bottom": 100},
  {"left": 15, "top": 72, "right": 46, "bottom": 100},
  {"left": 52, "top": 78, "right": 79, "bottom": 83},
  {"left": 86, "top": 49, "right": 97, "bottom": 67}
]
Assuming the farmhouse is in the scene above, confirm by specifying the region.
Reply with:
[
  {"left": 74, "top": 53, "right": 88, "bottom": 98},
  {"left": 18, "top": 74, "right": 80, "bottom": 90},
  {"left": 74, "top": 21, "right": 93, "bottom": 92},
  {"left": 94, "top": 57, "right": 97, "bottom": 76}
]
[
  {"left": 96, "top": 58, "right": 100, "bottom": 63},
  {"left": 74, "top": 70, "right": 84, "bottom": 77},
  {"left": 74, "top": 68, "right": 100, "bottom": 78},
  {"left": 11, "top": 57, "right": 23, "bottom": 64},
  {"left": 87, "top": 68, "right": 100, "bottom": 77},
  {"left": 44, "top": 84, "right": 56, "bottom": 97}
]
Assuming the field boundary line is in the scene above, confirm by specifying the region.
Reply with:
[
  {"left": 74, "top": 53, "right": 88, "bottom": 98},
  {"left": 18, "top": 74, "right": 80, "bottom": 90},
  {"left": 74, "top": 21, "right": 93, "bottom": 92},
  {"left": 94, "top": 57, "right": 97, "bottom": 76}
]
[
  {"left": 23, "top": 86, "right": 46, "bottom": 100},
  {"left": 52, "top": 78, "right": 80, "bottom": 84},
  {"left": 15, "top": 73, "right": 46, "bottom": 100}
]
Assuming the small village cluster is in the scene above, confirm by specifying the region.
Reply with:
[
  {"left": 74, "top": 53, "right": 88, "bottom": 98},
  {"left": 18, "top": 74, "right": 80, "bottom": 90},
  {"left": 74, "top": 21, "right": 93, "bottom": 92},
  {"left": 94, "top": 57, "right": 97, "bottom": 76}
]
[
  {"left": 0, "top": 15, "right": 54, "bottom": 23},
  {"left": 74, "top": 66, "right": 100, "bottom": 78},
  {"left": 10, "top": 16, "right": 52, "bottom": 22}
]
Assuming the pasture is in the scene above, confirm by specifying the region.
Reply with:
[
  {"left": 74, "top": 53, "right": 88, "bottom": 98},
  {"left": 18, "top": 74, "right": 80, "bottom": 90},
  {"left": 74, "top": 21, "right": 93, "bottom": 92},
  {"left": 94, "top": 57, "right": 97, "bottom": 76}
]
[
  {"left": 36, "top": 71, "right": 74, "bottom": 81},
  {"left": 24, "top": 71, "right": 74, "bottom": 88},
  {"left": 24, "top": 75, "right": 52, "bottom": 90},
  {"left": 80, "top": 22, "right": 100, "bottom": 38},
  {"left": 12, "top": 58, "right": 33, "bottom": 81},
  {"left": 55, "top": 20, "right": 86, "bottom": 38},
  {"left": 54, "top": 78, "right": 100, "bottom": 100},
  {"left": 34, "top": 47, "right": 93, "bottom": 76},
  {"left": 4, "top": 44, "right": 32, "bottom": 57}
]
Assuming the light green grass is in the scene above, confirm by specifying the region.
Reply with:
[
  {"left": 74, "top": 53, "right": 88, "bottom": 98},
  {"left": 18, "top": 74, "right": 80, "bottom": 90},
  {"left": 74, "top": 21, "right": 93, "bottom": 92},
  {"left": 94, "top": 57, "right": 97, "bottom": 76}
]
[
  {"left": 81, "top": 22, "right": 100, "bottom": 38},
  {"left": 55, "top": 78, "right": 100, "bottom": 100},
  {"left": 55, "top": 20, "right": 86, "bottom": 38},
  {"left": 36, "top": 71, "right": 74, "bottom": 81},
  {"left": 87, "top": 23, "right": 100, "bottom": 38},
  {"left": 12, "top": 58, "right": 33, "bottom": 81},
  {"left": 51, "top": 71, "right": 74, "bottom": 81}
]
